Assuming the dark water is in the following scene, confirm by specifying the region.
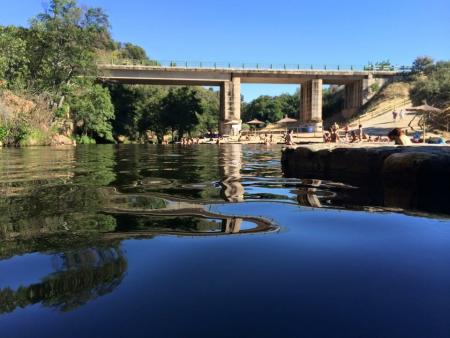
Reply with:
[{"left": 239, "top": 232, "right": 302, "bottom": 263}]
[{"left": 1, "top": 144, "right": 450, "bottom": 338}]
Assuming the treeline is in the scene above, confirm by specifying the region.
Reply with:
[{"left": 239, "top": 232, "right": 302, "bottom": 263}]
[
  {"left": 409, "top": 57, "right": 450, "bottom": 107},
  {"left": 0, "top": 0, "right": 219, "bottom": 145}
]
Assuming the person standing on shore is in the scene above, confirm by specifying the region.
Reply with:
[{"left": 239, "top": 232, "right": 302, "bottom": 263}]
[
  {"left": 358, "top": 124, "right": 363, "bottom": 141},
  {"left": 393, "top": 110, "right": 398, "bottom": 122}
]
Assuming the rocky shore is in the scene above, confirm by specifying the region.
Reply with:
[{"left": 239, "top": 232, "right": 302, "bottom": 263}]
[{"left": 282, "top": 144, "right": 450, "bottom": 214}]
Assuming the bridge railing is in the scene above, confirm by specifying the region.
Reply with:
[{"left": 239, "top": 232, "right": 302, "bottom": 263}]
[{"left": 97, "top": 58, "right": 411, "bottom": 72}]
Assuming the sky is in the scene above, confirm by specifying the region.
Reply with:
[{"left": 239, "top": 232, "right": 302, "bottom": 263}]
[{"left": 0, "top": 0, "right": 449, "bottom": 101}]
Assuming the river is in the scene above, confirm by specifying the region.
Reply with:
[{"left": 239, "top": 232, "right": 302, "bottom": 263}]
[{"left": 1, "top": 144, "right": 450, "bottom": 337}]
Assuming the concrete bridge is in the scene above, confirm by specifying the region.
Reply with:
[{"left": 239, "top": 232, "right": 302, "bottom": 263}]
[{"left": 98, "top": 63, "right": 402, "bottom": 135}]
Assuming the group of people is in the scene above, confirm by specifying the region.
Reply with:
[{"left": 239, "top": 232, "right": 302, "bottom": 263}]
[
  {"left": 180, "top": 137, "right": 200, "bottom": 145},
  {"left": 324, "top": 122, "right": 363, "bottom": 143},
  {"left": 323, "top": 122, "right": 392, "bottom": 143}
]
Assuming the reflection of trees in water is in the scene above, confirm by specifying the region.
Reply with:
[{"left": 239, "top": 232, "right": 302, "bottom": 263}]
[
  {"left": 0, "top": 146, "right": 118, "bottom": 240},
  {"left": 115, "top": 145, "right": 222, "bottom": 200},
  {"left": 0, "top": 244, "right": 126, "bottom": 314}
]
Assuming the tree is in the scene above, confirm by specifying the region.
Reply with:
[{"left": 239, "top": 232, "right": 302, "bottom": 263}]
[
  {"left": 0, "top": 26, "right": 29, "bottom": 89},
  {"left": 411, "top": 56, "right": 434, "bottom": 74},
  {"left": 160, "top": 87, "right": 204, "bottom": 138},
  {"left": 243, "top": 93, "right": 298, "bottom": 123},
  {"left": 27, "top": 0, "right": 110, "bottom": 97},
  {"left": 410, "top": 61, "right": 450, "bottom": 107},
  {"left": 67, "top": 79, "right": 114, "bottom": 142},
  {"left": 117, "top": 43, "right": 148, "bottom": 61}
]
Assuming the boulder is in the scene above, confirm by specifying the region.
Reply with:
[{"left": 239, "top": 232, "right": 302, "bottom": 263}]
[{"left": 51, "top": 134, "right": 75, "bottom": 146}]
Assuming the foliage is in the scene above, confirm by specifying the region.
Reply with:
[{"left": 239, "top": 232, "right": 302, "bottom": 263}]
[
  {"left": 75, "top": 134, "right": 96, "bottom": 144},
  {"left": 322, "top": 86, "right": 344, "bottom": 120},
  {"left": 116, "top": 42, "right": 148, "bottom": 61},
  {"left": 66, "top": 79, "right": 115, "bottom": 142},
  {"left": 411, "top": 56, "right": 434, "bottom": 74},
  {"left": 0, "top": 26, "right": 29, "bottom": 89},
  {"left": 370, "top": 82, "right": 380, "bottom": 93},
  {"left": 26, "top": 0, "right": 110, "bottom": 95},
  {"left": 109, "top": 84, "right": 168, "bottom": 141},
  {"left": 159, "top": 87, "right": 204, "bottom": 138},
  {"left": 410, "top": 60, "right": 450, "bottom": 131},
  {"left": 410, "top": 61, "right": 450, "bottom": 107},
  {"left": 243, "top": 92, "right": 298, "bottom": 123}
]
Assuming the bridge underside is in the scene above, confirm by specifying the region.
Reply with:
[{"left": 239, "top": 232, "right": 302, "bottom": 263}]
[{"left": 99, "top": 66, "right": 397, "bottom": 135}]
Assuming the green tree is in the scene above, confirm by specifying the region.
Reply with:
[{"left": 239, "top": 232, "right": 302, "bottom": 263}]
[
  {"left": 0, "top": 26, "right": 29, "bottom": 89},
  {"left": 159, "top": 87, "right": 204, "bottom": 139},
  {"left": 243, "top": 93, "right": 298, "bottom": 123},
  {"left": 67, "top": 79, "right": 114, "bottom": 142},
  {"left": 411, "top": 56, "right": 434, "bottom": 74},
  {"left": 117, "top": 42, "right": 148, "bottom": 61},
  {"left": 410, "top": 61, "right": 450, "bottom": 107},
  {"left": 27, "top": 0, "right": 110, "bottom": 98}
]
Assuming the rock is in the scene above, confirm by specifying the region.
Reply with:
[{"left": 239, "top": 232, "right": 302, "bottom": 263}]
[
  {"left": 282, "top": 144, "right": 450, "bottom": 214},
  {"left": 116, "top": 135, "right": 128, "bottom": 143},
  {"left": 51, "top": 134, "right": 75, "bottom": 146}
]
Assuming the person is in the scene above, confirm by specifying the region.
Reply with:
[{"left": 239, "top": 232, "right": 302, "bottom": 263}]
[
  {"left": 350, "top": 130, "right": 358, "bottom": 143},
  {"left": 344, "top": 124, "right": 349, "bottom": 142},
  {"left": 399, "top": 109, "right": 405, "bottom": 120},
  {"left": 323, "top": 131, "right": 331, "bottom": 143},
  {"left": 387, "top": 128, "right": 411, "bottom": 145},
  {"left": 285, "top": 130, "right": 295, "bottom": 145},
  {"left": 329, "top": 128, "right": 340, "bottom": 143},
  {"left": 332, "top": 122, "right": 339, "bottom": 132},
  {"left": 392, "top": 110, "right": 398, "bottom": 121},
  {"left": 358, "top": 124, "right": 363, "bottom": 141}
]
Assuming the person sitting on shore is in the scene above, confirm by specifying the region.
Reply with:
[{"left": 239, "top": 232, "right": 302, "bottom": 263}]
[
  {"left": 387, "top": 128, "right": 412, "bottom": 145},
  {"left": 350, "top": 130, "right": 359, "bottom": 143},
  {"left": 323, "top": 131, "right": 331, "bottom": 143},
  {"left": 330, "top": 128, "right": 340, "bottom": 143},
  {"left": 344, "top": 124, "right": 349, "bottom": 142}
]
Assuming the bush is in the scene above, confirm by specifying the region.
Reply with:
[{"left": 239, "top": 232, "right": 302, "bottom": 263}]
[
  {"left": 75, "top": 135, "right": 96, "bottom": 144},
  {"left": 370, "top": 82, "right": 380, "bottom": 93},
  {"left": 0, "top": 125, "right": 8, "bottom": 142}
]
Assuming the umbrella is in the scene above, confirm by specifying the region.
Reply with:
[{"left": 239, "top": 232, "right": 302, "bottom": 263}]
[
  {"left": 277, "top": 115, "right": 298, "bottom": 124},
  {"left": 406, "top": 101, "right": 442, "bottom": 140},
  {"left": 246, "top": 118, "right": 264, "bottom": 125},
  {"left": 406, "top": 101, "right": 442, "bottom": 114}
]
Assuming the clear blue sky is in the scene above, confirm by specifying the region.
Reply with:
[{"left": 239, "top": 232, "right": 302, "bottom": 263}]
[{"left": 1, "top": 0, "right": 449, "bottom": 101}]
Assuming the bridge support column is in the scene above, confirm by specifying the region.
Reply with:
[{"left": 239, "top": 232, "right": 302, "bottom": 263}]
[
  {"left": 300, "top": 79, "right": 323, "bottom": 126},
  {"left": 342, "top": 80, "right": 364, "bottom": 118},
  {"left": 219, "top": 77, "right": 241, "bottom": 136}
]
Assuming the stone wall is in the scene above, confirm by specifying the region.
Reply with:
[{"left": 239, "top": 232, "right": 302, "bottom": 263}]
[{"left": 281, "top": 144, "right": 450, "bottom": 214}]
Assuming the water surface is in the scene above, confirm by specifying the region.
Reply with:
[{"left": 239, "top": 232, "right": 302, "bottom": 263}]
[{"left": 1, "top": 144, "right": 450, "bottom": 338}]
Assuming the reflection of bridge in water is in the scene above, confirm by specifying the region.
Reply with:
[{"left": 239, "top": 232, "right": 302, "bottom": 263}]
[{"left": 219, "top": 144, "right": 244, "bottom": 203}]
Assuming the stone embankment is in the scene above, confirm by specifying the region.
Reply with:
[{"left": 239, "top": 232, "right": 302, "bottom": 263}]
[{"left": 282, "top": 144, "right": 450, "bottom": 213}]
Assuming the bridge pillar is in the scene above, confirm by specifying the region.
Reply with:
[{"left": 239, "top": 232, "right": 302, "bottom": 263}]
[
  {"left": 300, "top": 79, "right": 323, "bottom": 124},
  {"left": 219, "top": 76, "right": 241, "bottom": 136},
  {"left": 342, "top": 80, "right": 364, "bottom": 118}
]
